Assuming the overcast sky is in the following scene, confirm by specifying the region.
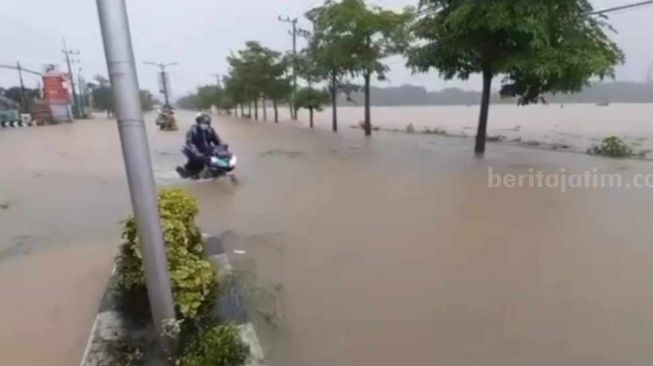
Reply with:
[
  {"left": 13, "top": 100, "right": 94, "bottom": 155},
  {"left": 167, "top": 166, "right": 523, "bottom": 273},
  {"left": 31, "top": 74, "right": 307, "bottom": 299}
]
[{"left": 1, "top": 0, "right": 652, "bottom": 99}]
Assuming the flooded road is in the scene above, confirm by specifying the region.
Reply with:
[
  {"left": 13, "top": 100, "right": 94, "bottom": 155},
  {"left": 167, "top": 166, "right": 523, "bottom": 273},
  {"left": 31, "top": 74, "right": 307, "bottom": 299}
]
[{"left": 1, "top": 110, "right": 653, "bottom": 365}]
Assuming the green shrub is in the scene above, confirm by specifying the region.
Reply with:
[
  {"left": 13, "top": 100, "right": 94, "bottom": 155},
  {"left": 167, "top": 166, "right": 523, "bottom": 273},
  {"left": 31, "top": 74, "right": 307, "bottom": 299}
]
[
  {"left": 177, "top": 324, "right": 249, "bottom": 366},
  {"left": 113, "top": 188, "right": 218, "bottom": 321},
  {"left": 102, "top": 336, "right": 144, "bottom": 366},
  {"left": 589, "top": 136, "right": 634, "bottom": 158}
]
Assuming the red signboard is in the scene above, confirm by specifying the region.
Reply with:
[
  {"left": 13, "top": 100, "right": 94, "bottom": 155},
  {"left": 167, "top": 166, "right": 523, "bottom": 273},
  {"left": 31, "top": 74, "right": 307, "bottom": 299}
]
[{"left": 43, "top": 73, "right": 71, "bottom": 105}]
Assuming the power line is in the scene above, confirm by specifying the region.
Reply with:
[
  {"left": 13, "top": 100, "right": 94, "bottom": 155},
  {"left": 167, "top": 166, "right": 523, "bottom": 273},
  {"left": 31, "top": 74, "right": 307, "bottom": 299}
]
[{"left": 592, "top": 0, "right": 653, "bottom": 15}]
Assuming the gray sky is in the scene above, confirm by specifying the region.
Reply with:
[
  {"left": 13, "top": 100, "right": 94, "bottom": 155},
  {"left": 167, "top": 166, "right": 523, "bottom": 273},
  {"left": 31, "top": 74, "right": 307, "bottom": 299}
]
[{"left": 1, "top": 0, "right": 652, "bottom": 99}]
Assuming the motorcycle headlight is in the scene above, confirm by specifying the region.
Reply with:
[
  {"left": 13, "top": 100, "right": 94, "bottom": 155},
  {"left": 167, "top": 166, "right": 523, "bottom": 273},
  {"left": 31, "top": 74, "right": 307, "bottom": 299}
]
[
  {"left": 210, "top": 156, "right": 219, "bottom": 165},
  {"left": 229, "top": 156, "right": 237, "bottom": 167}
]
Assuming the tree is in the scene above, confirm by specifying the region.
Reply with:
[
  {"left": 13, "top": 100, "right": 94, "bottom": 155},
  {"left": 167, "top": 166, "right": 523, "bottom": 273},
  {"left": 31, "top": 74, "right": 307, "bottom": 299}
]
[
  {"left": 312, "top": 0, "right": 412, "bottom": 136},
  {"left": 408, "top": 0, "right": 624, "bottom": 155},
  {"left": 265, "top": 77, "right": 292, "bottom": 123},
  {"left": 305, "top": 4, "right": 359, "bottom": 133},
  {"left": 88, "top": 74, "right": 155, "bottom": 114},
  {"left": 3, "top": 86, "right": 39, "bottom": 111},
  {"left": 295, "top": 87, "right": 330, "bottom": 128},
  {"left": 88, "top": 84, "right": 114, "bottom": 113},
  {"left": 227, "top": 41, "right": 284, "bottom": 121},
  {"left": 139, "top": 90, "right": 156, "bottom": 112},
  {"left": 223, "top": 74, "right": 248, "bottom": 118}
]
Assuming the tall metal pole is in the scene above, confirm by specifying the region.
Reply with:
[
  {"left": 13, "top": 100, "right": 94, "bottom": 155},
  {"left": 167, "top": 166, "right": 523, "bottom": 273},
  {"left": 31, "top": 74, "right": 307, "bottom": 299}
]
[
  {"left": 62, "top": 39, "right": 81, "bottom": 119},
  {"left": 96, "top": 0, "right": 176, "bottom": 343},
  {"left": 16, "top": 61, "right": 28, "bottom": 114},
  {"left": 279, "top": 16, "right": 299, "bottom": 120}
]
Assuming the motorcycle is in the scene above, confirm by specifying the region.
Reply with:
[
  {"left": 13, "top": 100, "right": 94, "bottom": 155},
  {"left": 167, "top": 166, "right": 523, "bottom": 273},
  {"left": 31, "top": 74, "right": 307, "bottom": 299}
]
[
  {"left": 156, "top": 108, "right": 178, "bottom": 131},
  {"left": 176, "top": 145, "right": 237, "bottom": 180}
]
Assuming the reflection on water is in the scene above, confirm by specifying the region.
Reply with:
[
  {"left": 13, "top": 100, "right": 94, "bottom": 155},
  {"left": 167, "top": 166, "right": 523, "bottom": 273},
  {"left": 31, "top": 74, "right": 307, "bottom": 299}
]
[{"left": 1, "top": 109, "right": 652, "bottom": 365}]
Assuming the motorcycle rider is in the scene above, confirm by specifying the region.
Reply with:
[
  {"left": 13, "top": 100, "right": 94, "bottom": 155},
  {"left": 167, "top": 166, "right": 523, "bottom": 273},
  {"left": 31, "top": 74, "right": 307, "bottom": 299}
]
[{"left": 178, "top": 112, "right": 222, "bottom": 177}]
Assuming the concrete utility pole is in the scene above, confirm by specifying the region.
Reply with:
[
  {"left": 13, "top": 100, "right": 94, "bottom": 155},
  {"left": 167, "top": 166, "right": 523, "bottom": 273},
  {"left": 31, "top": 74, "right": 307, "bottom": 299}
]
[
  {"left": 144, "top": 61, "right": 178, "bottom": 107},
  {"left": 279, "top": 16, "right": 299, "bottom": 120},
  {"left": 16, "top": 61, "right": 27, "bottom": 113},
  {"left": 96, "top": 0, "right": 176, "bottom": 345},
  {"left": 62, "top": 39, "right": 81, "bottom": 118}
]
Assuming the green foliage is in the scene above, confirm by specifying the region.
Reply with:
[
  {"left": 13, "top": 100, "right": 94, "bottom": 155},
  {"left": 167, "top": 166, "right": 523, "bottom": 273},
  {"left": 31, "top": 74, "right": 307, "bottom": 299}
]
[
  {"left": 178, "top": 324, "right": 249, "bottom": 366},
  {"left": 1, "top": 86, "right": 40, "bottom": 109},
  {"left": 226, "top": 41, "right": 288, "bottom": 108},
  {"left": 295, "top": 87, "right": 330, "bottom": 112},
  {"left": 589, "top": 136, "right": 634, "bottom": 158},
  {"left": 265, "top": 78, "right": 292, "bottom": 104},
  {"left": 310, "top": 0, "right": 413, "bottom": 79},
  {"left": 307, "top": 0, "right": 413, "bottom": 134},
  {"left": 88, "top": 75, "right": 156, "bottom": 112},
  {"left": 408, "top": 0, "right": 623, "bottom": 153},
  {"left": 139, "top": 90, "right": 156, "bottom": 112},
  {"left": 409, "top": 0, "right": 623, "bottom": 98},
  {"left": 113, "top": 188, "right": 217, "bottom": 321},
  {"left": 102, "top": 336, "right": 144, "bottom": 366}
]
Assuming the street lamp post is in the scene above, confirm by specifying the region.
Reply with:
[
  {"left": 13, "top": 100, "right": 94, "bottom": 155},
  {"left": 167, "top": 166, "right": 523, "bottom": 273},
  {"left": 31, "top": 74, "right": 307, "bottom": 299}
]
[{"left": 96, "top": 0, "right": 176, "bottom": 347}]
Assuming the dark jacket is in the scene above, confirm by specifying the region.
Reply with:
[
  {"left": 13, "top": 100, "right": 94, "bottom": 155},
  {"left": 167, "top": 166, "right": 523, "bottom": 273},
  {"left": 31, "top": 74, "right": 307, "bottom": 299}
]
[{"left": 186, "top": 125, "right": 222, "bottom": 156}]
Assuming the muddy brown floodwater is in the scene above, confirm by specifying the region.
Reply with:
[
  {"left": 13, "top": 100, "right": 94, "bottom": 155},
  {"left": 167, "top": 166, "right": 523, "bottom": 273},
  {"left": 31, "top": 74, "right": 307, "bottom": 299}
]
[{"left": 1, "top": 110, "right": 653, "bottom": 365}]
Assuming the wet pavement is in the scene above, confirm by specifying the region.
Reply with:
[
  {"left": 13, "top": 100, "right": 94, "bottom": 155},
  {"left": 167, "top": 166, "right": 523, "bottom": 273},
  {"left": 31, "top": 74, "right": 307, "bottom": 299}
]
[{"left": 1, "top": 111, "right": 653, "bottom": 365}]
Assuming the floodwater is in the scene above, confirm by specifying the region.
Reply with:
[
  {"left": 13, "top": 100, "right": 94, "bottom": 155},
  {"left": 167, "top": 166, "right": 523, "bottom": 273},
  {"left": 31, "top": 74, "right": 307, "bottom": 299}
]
[
  {"left": 273, "top": 103, "right": 653, "bottom": 153},
  {"left": 1, "top": 107, "right": 653, "bottom": 365}
]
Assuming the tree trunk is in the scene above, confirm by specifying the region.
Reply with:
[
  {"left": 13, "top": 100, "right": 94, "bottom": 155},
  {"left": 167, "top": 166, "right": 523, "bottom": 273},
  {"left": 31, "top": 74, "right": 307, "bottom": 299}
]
[
  {"left": 475, "top": 70, "right": 493, "bottom": 155},
  {"left": 248, "top": 102, "right": 252, "bottom": 119},
  {"left": 262, "top": 98, "right": 267, "bottom": 122},
  {"left": 331, "top": 71, "right": 338, "bottom": 132},
  {"left": 240, "top": 104, "right": 244, "bottom": 118},
  {"left": 273, "top": 100, "right": 279, "bottom": 123},
  {"left": 363, "top": 70, "right": 372, "bottom": 136},
  {"left": 309, "top": 108, "right": 314, "bottom": 129},
  {"left": 254, "top": 99, "right": 259, "bottom": 121}
]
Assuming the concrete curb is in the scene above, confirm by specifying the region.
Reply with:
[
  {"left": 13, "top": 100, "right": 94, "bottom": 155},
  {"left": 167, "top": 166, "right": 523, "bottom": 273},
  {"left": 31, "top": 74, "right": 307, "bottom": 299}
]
[
  {"left": 80, "top": 236, "right": 268, "bottom": 366},
  {"left": 0, "top": 120, "right": 36, "bottom": 128}
]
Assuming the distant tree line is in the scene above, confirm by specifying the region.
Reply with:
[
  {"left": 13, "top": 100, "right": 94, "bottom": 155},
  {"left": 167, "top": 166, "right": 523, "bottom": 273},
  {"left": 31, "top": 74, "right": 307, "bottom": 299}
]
[
  {"left": 86, "top": 74, "right": 157, "bottom": 114},
  {"left": 334, "top": 82, "right": 653, "bottom": 106},
  {"left": 177, "top": 0, "right": 624, "bottom": 155}
]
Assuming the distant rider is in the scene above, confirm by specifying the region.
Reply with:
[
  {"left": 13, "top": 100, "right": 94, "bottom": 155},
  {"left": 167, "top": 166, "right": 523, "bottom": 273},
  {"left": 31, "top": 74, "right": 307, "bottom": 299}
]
[{"left": 178, "top": 113, "right": 222, "bottom": 177}]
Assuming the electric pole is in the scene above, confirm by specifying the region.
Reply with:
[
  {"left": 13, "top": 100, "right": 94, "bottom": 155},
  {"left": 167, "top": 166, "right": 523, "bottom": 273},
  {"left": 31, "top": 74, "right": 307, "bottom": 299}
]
[
  {"left": 62, "top": 39, "right": 81, "bottom": 119},
  {"left": 96, "top": 0, "right": 176, "bottom": 349},
  {"left": 16, "top": 61, "right": 27, "bottom": 114},
  {"left": 279, "top": 16, "right": 299, "bottom": 120},
  {"left": 144, "top": 62, "right": 178, "bottom": 107}
]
